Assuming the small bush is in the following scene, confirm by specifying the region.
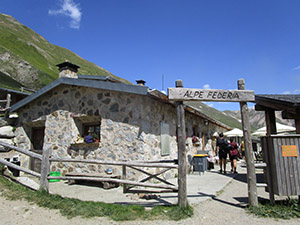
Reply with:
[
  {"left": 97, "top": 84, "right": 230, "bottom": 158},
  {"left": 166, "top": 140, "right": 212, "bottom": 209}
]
[{"left": 248, "top": 198, "right": 300, "bottom": 219}]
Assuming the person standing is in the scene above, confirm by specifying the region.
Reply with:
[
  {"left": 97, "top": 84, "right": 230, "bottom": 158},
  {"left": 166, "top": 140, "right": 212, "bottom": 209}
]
[
  {"left": 240, "top": 140, "right": 246, "bottom": 160},
  {"left": 229, "top": 137, "right": 239, "bottom": 173},
  {"left": 216, "top": 133, "right": 228, "bottom": 174}
]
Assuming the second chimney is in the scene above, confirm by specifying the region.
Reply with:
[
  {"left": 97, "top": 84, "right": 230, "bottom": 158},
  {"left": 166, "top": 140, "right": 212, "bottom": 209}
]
[
  {"left": 56, "top": 62, "right": 80, "bottom": 79},
  {"left": 136, "top": 79, "right": 146, "bottom": 86}
]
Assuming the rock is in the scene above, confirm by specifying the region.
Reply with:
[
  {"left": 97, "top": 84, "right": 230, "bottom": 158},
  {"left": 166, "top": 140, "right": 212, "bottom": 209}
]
[
  {"left": 0, "top": 126, "right": 14, "bottom": 138},
  {"left": 0, "top": 138, "right": 14, "bottom": 151},
  {"left": 16, "top": 177, "right": 40, "bottom": 190},
  {"left": 0, "top": 118, "right": 9, "bottom": 127}
]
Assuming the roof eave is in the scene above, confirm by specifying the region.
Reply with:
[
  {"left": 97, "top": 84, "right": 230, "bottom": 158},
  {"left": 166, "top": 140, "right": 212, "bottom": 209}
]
[{"left": 11, "top": 77, "right": 148, "bottom": 112}]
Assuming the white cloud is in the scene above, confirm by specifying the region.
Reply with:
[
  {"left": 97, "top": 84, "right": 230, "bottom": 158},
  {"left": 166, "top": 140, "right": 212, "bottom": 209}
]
[
  {"left": 293, "top": 65, "right": 300, "bottom": 70},
  {"left": 283, "top": 91, "right": 291, "bottom": 94},
  {"left": 49, "top": 0, "right": 82, "bottom": 29},
  {"left": 283, "top": 89, "right": 300, "bottom": 94},
  {"left": 203, "top": 84, "right": 210, "bottom": 89}
]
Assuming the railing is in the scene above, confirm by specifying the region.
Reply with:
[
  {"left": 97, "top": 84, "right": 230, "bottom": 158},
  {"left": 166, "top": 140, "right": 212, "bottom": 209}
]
[
  {"left": 0, "top": 94, "right": 11, "bottom": 117},
  {"left": 0, "top": 141, "right": 178, "bottom": 194}
]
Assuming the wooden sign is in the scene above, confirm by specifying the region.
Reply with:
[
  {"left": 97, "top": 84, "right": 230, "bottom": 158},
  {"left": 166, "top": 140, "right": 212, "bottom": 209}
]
[
  {"left": 281, "top": 145, "right": 298, "bottom": 157},
  {"left": 168, "top": 88, "right": 255, "bottom": 102}
]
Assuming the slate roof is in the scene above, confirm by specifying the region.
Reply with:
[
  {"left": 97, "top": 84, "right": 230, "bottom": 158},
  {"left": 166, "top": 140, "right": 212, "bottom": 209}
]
[
  {"left": 255, "top": 94, "right": 300, "bottom": 117},
  {"left": 10, "top": 76, "right": 231, "bottom": 130},
  {"left": 10, "top": 77, "right": 148, "bottom": 112},
  {"left": 0, "top": 87, "right": 30, "bottom": 96}
]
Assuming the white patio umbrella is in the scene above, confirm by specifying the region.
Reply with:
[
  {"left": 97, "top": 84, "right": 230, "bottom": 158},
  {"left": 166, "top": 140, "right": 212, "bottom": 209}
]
[
  {"left": 213, "top": 131, "right": 219, "bottom": 137},
  {"left": 252, "top": 122, "right": 296, "bottom": 136},
  {"left": 223, "top": 128, "right": 243, "bottom": 137}
]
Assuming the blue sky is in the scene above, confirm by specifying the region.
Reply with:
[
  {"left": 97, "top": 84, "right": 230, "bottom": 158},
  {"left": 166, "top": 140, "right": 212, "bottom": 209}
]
[{"left": 1, "top": 0, "right": 300, "bottom": 111}]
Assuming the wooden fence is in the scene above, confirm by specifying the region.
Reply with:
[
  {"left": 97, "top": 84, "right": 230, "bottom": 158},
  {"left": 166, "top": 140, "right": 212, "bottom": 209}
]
[
  {"left": 0, "top": 94, "right": 11, "bottom": 118},
  {"left": 0, "top": 141, "right": 178, "bottom": 194},
  {"left": 261, "top": 135, "right": 300, "bottom": 204}
]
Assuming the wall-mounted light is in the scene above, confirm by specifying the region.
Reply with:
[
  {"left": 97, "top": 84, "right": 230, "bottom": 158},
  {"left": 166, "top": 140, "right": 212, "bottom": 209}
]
[{"left": 205, "top": 120, "right": 208, "bottom": 126}]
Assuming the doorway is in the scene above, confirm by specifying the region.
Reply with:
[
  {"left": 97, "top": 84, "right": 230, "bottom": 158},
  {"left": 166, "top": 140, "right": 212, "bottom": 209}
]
[{"left": 30, "top": 126, "right": 45, "bottom": 173}]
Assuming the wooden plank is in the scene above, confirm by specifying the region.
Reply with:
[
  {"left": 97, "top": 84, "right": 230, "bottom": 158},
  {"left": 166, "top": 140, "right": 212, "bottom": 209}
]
[
  {"left": 296, "top": 118, "right": 300, "bottom": 134},
  {"left": 40, "top": 143, "right": 50, "bottom": 192},
  {"left": 257, "top": 183, "right": 268, "bottom": 187},
  {"left": 5, "top": 94, "right": 11, "bottom": 109},
  {"left": 283, "top": 137, "right": 292, "bottom": 196},
  {"left": 47, "top": 176, "right": 178, "bottom": 190},
  {"left": 265, "top": 109, "right": 277, "bottom": 135},
  {"left": 0, "top": 158, "right": 40, "bottom": 178},
  {"left": 50, "top": 158, "right": 178, "bottom": 169},
  {"left": 295, "top": 138, "right": 300, "bottom": 194},
  {"left": 122, "top": 165, "right": 127, "bottom": 193},
  {"left": 264, "top": 136, "right": 275, "bottom": 204},
  {"left": 254, "top": 163, "right": 267, "bottom": 168},
  {"left": 175, "top": 80, "right": 187, "bottom": 208},
  {"left": 168, "top": 88, "right": 255, "bottom": 102},
  {"left": 289, "top": 138, "right": 297, "bottom": 196},
  {"left": 124, "top": 189, "right": 177, "bottom": 193},
  {"left": 0, "top": 141, "right": 42, "bottom": 160},
  {"left": 128, "top": 166, "right": 175, "bottom": 186},
  {"left": 65, "top": 172, "right": 120, "bottom": 178},
  {"left": 273, "top": 137, "right": 282, "bottom": 195},
  {"left": 238, "top": 79, "right": 258, "bottom": 207},
  {"left": 282, "top": 111, "right": 300, "bottom": 119},
  {"left": 283, "top": 137, "right": 293, "bottom": 196}
]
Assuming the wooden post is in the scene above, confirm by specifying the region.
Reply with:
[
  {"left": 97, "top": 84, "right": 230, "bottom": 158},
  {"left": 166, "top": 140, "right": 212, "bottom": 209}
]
[
  {"left": 122, "top": 165, "right": 127, "bottom": 193},
  {"left": 265, "top": 109, "right": 277, "bottom": 135},
  {"left": 175, "top": 80, "right": 187, "bottom": 208},
  {"left": 5, "top": 94, "right": 11, "bottom": 109},
  {"left": 295, "top": 117, "right": 300, "bottom": 205},
  {"left": 238, "top": 79, "right": 258, "bottom": 207},
  {"left": 4, "top": 94, "right": 11, "bottom": 118},
  {"left": 40, "top": 143, "right": 51, "bottom": 192}
]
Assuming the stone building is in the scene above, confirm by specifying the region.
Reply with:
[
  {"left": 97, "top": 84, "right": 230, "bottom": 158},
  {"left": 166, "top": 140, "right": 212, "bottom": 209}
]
[{"left": 11, "top": 62, "right": 230, "bottom": 179}]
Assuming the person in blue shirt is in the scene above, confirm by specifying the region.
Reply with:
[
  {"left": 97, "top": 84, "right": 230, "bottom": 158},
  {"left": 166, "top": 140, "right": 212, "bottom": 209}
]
[{"left": 84, "top": 132, "right": 94, "bottom": 143}]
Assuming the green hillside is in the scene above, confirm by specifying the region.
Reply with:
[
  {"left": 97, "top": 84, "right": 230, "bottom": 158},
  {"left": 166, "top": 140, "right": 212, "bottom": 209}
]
[
  {"left": 186, "top": 101, "right": 242, "bottom": 129},
  {"left": 0, "top": 13, "right": 130, "bottom": 90},
  {"left": 0, "top": 71, "right": 24, "bottom": 90}
]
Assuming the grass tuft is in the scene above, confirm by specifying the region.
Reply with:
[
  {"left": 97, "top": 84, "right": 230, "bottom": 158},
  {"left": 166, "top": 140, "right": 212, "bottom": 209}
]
[
  {"left": 248, "top": 198, "right": 300, "bottom": 219},
  {"left": 0, "top": 175, "right": 193, "bottom": 221}
]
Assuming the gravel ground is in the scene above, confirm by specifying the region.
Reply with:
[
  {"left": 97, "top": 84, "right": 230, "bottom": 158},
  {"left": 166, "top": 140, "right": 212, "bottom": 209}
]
[{"left": 1, "top": 163, "right": 300, "bottom": 225}]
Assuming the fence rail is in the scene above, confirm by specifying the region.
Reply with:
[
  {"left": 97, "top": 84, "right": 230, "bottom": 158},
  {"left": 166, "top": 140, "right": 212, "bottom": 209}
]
[
  {"left": 0, "top": 140, "right": 178, "bottom": 194},
  {"left": 0, "top": 94, "right": 11, "bottom": 117}
]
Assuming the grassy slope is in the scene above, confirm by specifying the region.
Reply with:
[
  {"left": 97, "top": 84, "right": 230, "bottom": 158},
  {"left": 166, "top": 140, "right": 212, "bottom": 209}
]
[
  {"left": 0, "top": 13, "right": 130, "bottom": 89},
  {"left": 0, "top": 71, "right": 24, "bottom": 90}
]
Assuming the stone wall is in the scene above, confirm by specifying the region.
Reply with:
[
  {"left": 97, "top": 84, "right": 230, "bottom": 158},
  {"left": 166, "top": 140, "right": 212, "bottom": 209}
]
[
  {"left": 15, "top": 84, "right": 227, "bottom": 180},
  {"left": 0, "top": 117, "right": 17, "bottom": 151}
]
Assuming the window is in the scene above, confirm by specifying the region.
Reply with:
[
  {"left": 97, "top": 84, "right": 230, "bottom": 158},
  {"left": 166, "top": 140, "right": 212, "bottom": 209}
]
[
  {"left": 83, "top": 123, "right": 101, "bottom": 142},
  {"left": 73, "top": 115, "right": 101, "bottom": 143}
]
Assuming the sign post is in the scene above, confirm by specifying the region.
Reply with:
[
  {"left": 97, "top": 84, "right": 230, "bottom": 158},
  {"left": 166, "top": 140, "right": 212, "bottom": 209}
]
[
  {"left": 169, "top": 79, "right": 258, "bottom": 207},
  {"left": 175, "top": 80, "right": 188, "bottom": 208},
  {"left": 238, "top": 79, "right": 258, "bottom": 207}
]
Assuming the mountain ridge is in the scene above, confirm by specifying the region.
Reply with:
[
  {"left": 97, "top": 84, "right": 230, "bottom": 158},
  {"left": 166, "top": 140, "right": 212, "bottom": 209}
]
[{"left": 0, "top": 12, "right": 131, "bottom": 91}]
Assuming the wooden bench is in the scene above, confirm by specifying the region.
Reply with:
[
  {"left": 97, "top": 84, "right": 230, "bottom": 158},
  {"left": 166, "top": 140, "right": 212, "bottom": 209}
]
[{"left": 65, "top": 172, "right": 121, "bottom": 189}]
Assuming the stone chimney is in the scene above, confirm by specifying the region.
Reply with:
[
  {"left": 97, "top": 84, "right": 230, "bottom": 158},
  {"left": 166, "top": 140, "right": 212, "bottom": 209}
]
[
  {"left": 136, "top": 79, "right": 146, "bottom": 86},
  {"left": 56, "top": 62, "right": 80, "bottom": 79}
]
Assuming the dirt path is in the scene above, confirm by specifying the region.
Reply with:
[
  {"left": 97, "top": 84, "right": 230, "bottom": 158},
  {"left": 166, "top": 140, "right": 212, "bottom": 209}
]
[{"left": 1, "top": 166, "right": 300, "bottom": 224}]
